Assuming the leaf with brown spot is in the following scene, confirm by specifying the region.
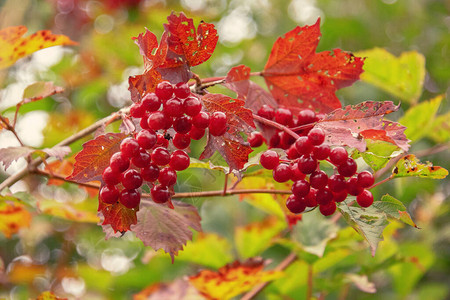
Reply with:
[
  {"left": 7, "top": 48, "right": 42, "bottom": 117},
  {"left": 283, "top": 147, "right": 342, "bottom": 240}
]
[
  {"left": 189, "top": 259, "right": 283, "bottom": 300},
  {"left": 100, "top": 201, "right": 137, "bottom": 233},
  {"left": 0, "top": 200, "right": 32, "bottom": 238},
  {"left": 67, "top": 133, "right": 126, "bottom": 183},
  {"left": 392, "top": 154, "right": 448, "bottom": 179},
  {"left": 263, "top": 18, "right": 364, "bottom": 113},
  {"left": 0, "top": 26, "right": 77, "bottom": 69}
]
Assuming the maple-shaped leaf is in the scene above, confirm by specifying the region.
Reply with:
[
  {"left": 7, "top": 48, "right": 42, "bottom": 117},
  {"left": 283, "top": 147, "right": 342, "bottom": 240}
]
[
  {"left": 392, "top": 154, "right": 448, "bottom": 179},
  {"left": 0, "top": 146, "right": 33, "bottom": 170},
  {"left": 67, "top": 133, "right": 126, "bottom": 183},
  {"left": 263, "top": 18, "right": 364, "bottom": 113},
  {"left": 0, "top": 26, "right": 77, "bottom": 69},
  {"left": 99, "top": 200, "right": 137, "bottom": 233},
  {"left": 131, "top": 200, "right": 201, "bottom": 262},
  {"left": 0, "top": 200, "right": 32, "bottom": 238},
  {"left": 163, "top": 11, "right": 218, "bottom": 67},
  {"left": 189, "top": 259, "right": 283, "bottom": 300},
  {"left": 315, "top": 101, "right": 409, "bottom": 151}
]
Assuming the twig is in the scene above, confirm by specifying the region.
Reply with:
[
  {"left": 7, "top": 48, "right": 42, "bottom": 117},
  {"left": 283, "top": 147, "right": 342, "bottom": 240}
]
[
  {"left": 253, "top": 114, "right": 300, "bottom": 140},
  {"left": 222, "top": 174, "right": 228, "bottom": 196},
  {"left": 0, "top": 115, "right": 24, "bottom": 146},
  {"left": 241, "top": 252, "right": 298, "bottom": 300},
  {"left": 414, "top": 143, "right": 449, "bottom": 158},
  {"left": 307, "top": 264, "right": 313, "bottom": 300},
  {"left": 369, "top": 175, "right": 394, "bottom": 189}
]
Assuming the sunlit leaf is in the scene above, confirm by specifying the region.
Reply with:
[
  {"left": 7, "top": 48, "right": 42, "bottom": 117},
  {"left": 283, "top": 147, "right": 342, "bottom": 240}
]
[
  {"left": 100, "top": 201, "right": 137, "bottom": 233},
  {"left": 7, "top": 260, "right": 46, "bottom": 284},
  {"left": 0, "top": 200, "right": 32, "bottom": 238},
  {"left": 21, "top": 81, "right": 64, "bottom": 105},
  {"left": 392, "top": 154, "right": 448, "bottom": 179},
  {"left": 37, "top": 199, "right": 99, "bottom": 223},
  {"left": 427, "top": 111, "right": 450, "bottom": 143},
  {"left": 36, "top": 291, "right": 68, "bottom": 300},
  {"left": 352, "top": 140, "right": 401, "bottom": 172},
  {"left": 372, "top": 194, "right": 418, "bottom": 228},
  {"left": 0, "top": 146, "right": 33, "bottom": 170},
  {"left": 356, "top": 48, "right": 425, "bottom": 103},
  {"left": 134, "top": 279, "right": 205, "bottom": 300},
  {"left": 345, "top": 274, "right": 376, "bottom": 293}
]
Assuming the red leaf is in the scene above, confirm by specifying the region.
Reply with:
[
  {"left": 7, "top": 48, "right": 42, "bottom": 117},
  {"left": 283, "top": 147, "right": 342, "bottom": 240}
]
[
  {"left": 67, "top": 133, "right": 126, "bottom": 183},
  {"left": 100, "top": 201, "right": 137, "bottom": 233},
  {"left": 360, "top": 121, "right": 410, "bottom": 152},
  {"left": 128, "top": 69, "right": 162, "bottom": 102},
  {"left": 164, "top": 12, "right": 218, "bottom": 67},
  {"left": 263, "top": 18, "right": 364, "bottom": 113},
  {"left": 315, "top": 101, "right": 407, "bottom": 151}
]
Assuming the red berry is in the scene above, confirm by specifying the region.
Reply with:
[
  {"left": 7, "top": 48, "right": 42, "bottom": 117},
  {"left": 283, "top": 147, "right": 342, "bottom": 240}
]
[
  {"left": 273, "top": 164, "right": 292, "bottom": 183},
  {"left": 328, "top": 174, "right": 347, "bottom": 192},
  {"left": 155, "top": 81, "right": 173, "bottom": 101},
  {"left": 286, "top": 194, "right": 306, "bottom": 214},
  {"left": 260, "top": 150, "right": 279, "bottom": 170},
  {"left": 120, "top": 137, "right": 140, "bottom": 159},
  {"left": 173, "top": 133, "right": 191, "bottom": 149},
  {"left": 312, "top": 144, "right": 330, "bottom": 160},
  {"left": 136, "top": 129, "right": 157, "bottom": 149},
  {"left": 257, "top": 105, "right": 275, "bottom": 120},
  {"left": 158, "top": 167, "right": 177, "bottom": 186},
  {"left": 290, "top": 162, "right": 306, "bottom": 181},
  {"left": 109, "top": 152, "right": 130, "bottom": 172},
  {"left": 141, "top": 163, "right": 160, "bottom": 182},
  {"left": 209, "top": 112, "right": 227, "bottom": 136},
  {"left": 338, "top": 158, "right": 357, "bottom": 177},
  {"left": 100, "top": 185, "right": 119, "bottom": 204},
  {"left": 130, "top": 102, "right": 146, "bottom": 118},
  {"left": 248, "top": 132, "right": 264, "bottom": 148},
  {"left": 122, "top": 169, "right": 143, "bottom": 189},
  {"left": 295, "top": 136, "right": 313, "bottom": 155},
  {"left": 183, "top": 96, "right": 202, "bottom": 116},
  {"left": 102, "top": 166, "right": 121, "bottom": 185},
  {"left": 164, "top": 98, "right": 183, "bottom": 118},
  {"left": 148, "top": 111, "right": 173, "bottom": 131},
  {"left": 333, "top": 191, "right": 348, "bottom": 203},
  {"left": 173, "top": 116, "right": 192, "bottom": 134},
  {"left": 192, "top": 112, "right": 210, "bottom": 129},
  {"left": 189, "top": 126, "right": 205, "bottom": 140},
  {"left": 298, "top": 155, "right": 317, "bottom": 174},
  {"left": 141, "top": 93, "right": 161, "bottom": 112},
  {"left": 275, "top": 108, "right": 292, "bottom": 126},
  {"left": 319, "top": 201, "right": 336, "bottom": 216},
  {"left": 140, "top": 117, "right": 150, "bottom": 130},
  {"left": 174, "top": 82, "right": 190, "bottom": 99},
  {"left": 357, "top": 171, "right": 374, "bottom": 188},
  {"left": 269, "top": 133, "right": 280, "bottom": 148},
  {"left": 297, "top": 109, "right": 317, "bottom": 125},
  {"left": 131, "top": 148, "right": 151, "bottom": 168},
  {"left": 329, "top": 147, "right": 348, "bottom": 165},
  {"left": 151, "top": 147, "right": 170, "bottom": 165},
  {"left": 356, "top": 190, "right": 374, "bottom": 208},
  {"left": 156, "top": 134, "right": 169, "bottom": 148},
  {"left": 151, "top": 184, "right": 170, "bottom": 203},
  {"left": 170, "top": 150, "right": 190, "bottom": 171},
  {"left": 307, "top": 127, "right": 325, "bottom": 145},
  {"left": 279, "top": 132, "right": 296, "bottom": 149},
  {"left": 119, "top": 189, "right": 140, "bottom": 209},
  {"left": 292, "top": 179, "right": 310, "bottom": 198},
  {"left": 316, "top": 188, "right": 333, "bottom": 205},
  {"left": 347, "top": 177, "right": 364, "bottom": 196},
  {"left": 286, "top": 145, "right": 300, "bottom": 159},
  {"left": 310, "top": 170, "right": 328, "bottom": 189},
  {"left": 305, "top": 189, "right": 318, "bottom": 207}
]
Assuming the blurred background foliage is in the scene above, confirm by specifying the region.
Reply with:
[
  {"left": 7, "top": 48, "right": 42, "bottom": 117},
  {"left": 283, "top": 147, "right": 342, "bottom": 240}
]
[{"left": 0, "top": 0, "right": 448, "bottom": 299}]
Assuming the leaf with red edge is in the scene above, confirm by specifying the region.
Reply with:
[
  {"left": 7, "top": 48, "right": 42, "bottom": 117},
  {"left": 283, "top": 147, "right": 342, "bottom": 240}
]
[
  {"left": 315, "top": 101, "right": 409, "bottom": 151},
  {"left": 100, "top": 201, "right": 137, "bottom": 233},
  {"left": 189, "top": 258, "right": 283, "bottom": 300},
  {"left": 21, "top": 82, "right": 64, "bottom": 106},
  {"left": 132, "top": 29, "right": 168, "bottom": 70},
  {"left": 0, "top": 26, "right": 78, "bottom": 69},
  {"left": 163, "top": 12, "right": 218, "bottom": 67},
  {"left": 131, "top": 200, "right": 202, "bottom": 262},
  {"left": 263, "top": 18, "right": 364, "bottom": 113},
  {"left": 0, "top": 146, "right": 33, "bottom": 170},
  {"left": 67, "top": 133, "right": 126, "bottom": 183}
]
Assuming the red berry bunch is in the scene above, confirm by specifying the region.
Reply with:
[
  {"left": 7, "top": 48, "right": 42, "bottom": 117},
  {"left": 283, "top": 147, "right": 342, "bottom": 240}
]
[
  {"left": 259, "top": 123, "right": 375, "bottom": 216},
  {"left": 100, "top": 81, "right": 226, "bottom": 207}
]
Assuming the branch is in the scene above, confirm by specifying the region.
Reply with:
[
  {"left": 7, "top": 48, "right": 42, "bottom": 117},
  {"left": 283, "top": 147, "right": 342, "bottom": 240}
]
[{"left": 0, "top": 115, "right": 24, "bottom": 146}]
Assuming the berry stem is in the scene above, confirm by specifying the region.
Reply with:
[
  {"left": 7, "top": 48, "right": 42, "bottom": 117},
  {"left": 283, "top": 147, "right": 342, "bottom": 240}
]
[
  {"left": 369, "top": 174, "right": 394, "bottom": 189},
  {"left": 252, "top": 113, "right": 300, "bottom": 140}
]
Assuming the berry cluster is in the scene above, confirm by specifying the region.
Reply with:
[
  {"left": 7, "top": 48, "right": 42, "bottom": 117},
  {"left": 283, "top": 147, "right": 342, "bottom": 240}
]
[
  {"left": 99, "top": 81, "right": 227, "bottom": 208},
  {"left": 259, "top": 119, "right": 375, "bottom": 216}
]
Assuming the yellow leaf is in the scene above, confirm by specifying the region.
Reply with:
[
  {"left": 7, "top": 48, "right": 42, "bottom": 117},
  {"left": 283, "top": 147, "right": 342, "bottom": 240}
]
[
  {"left": 7, "top": 260, "right": 46, "bottom": 284},
  {"left": 38, "top": 200, "right": 99, "bottom": 223},
  {"left": 0, "top": 26, "right": 77, "bottom": 69},
  {"left": 36, "top": 291, "right": 68, "bottom": 300},
  {"left": 0, "top": 201, "right": 32, "bottom": 238}
]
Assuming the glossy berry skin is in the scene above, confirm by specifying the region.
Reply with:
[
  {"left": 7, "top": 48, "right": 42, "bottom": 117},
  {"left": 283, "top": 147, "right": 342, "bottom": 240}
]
[
  {"left": 308, "top": 127, "right": 325, "bottom": 145},
  {"left": 102, "top": 166, "right": 121, "bottom": 185},
  {"left": 136, "top": 129, "right": 157, "bottom": 149},
  {"left": 333, "top": 191, "right": 348, "bottom": 203},
  {"left": 141, "top": 163, "right": 159, "bottom": 182},
  {"left": 269, "top": 134, "right": 280, "bottom": 148},
  {"left": 140, "top": 117, "right": 150, "bottom": 130},
  {"left": 119, "top": 189, "right": 140, "bottom": 209},
  {"left": 357, "top": 171, "right": 375, "bottom": 188},
  {"left": 109, "top": 152, "right": 130, "bottom": 173},
  {"left": 275, "top": 108, "right": 292, "bottom": 126},
  {"left": 141, "top": 93, "right": 161, "bottom": 112},
  {"left": 209, "top": 112, "right": 227, "bottom": 136},
  {"left": 151, "top": 147, "right": 171, "bottom": 166},
  {"left": 319, "top": 201, "right": 336, "bottom": 216},
  {"left": 286, "top": 194, "right": 306, "bottom": 214},
  {"left": 131, "top": 148, "right": 151, "bottom": 168},
  {"left": 286, "top": 145, "right": 300, "bottom": 159},
  {"left": 260, "top": 150, "right": 279, "bottom": 170},
  {"left": 100, "top": 185, "right": 119, "bottom": 204},
  {"left": 297, "top": 109, "right": 317, "bottom": 125},
  {"left": 248, "top": 132, "right": 264, "bottom": 148},
  {"left": 273, "top": 164, "right": 292, "bottom": 183},
  {"left": 310, "top": 170, "right": 328, "bottom": 189},
  {"left": 298, "top": 155, "right": 317, "bottom": 174},
  {"left": 122, "top": 169, "right": 143, "bottom": 189},
  {"left": 292, "top": 179, "right": 310, "bottom": 198},
  {"left": 257, "top": 105, "right": 275, "bottom": 120},
  {"left": 347, "top": 177, "right": 364, "bottom": 196},
  {"left": 312, "top": 144, "right": 330, "bottom": 160},
  {"left": 155, "top": 81, "right": 173, "bottom": 101},
  {"left": 305, "top": 189, "right": 318, "bottom": 207},
  {"left": 189, "top": 126, "right": 205, "bottom": 140},
  {"left": 328, "top": 174, "right": 347, "bottom": 192},
  {"left": 170, "top": 150, "right": 190, "bottom": 171},
  {"left": 356, "top": 190, "right": 374, "bottom": 208},
  {"left": 316, "top": 188, "right": 333, "bottom": 205},
  {"left": 329, "top": 147, "right": 348, "bottom": 165},
  {"left": 279, "top": 132, "right": 295, "bottom": 149},
  {"left": 174, "top": 82, "right": 190, "bottom": 99},
  {"left": 158, "top": 167, "right": 177, "bottom": 186},
  {"left": 173, "top": 116, "right": 192, "bottom": 134},
  {"left": 120, "top": 138, "right": 140, "bottom": 159},
  {"left": 192, "top": 112, "right": 210, "bottom": 129},
  {"left": 183, "top": 96, "right": 202, "bottom": 116},
  {"left": 130, "top": 102, "right": 146, "bottom": 118},
  {"left": 164, "top": 98, "right": 184, "bottom": 118},
  {"left": 151, "top": 184, "right": 170, "bottom": 203},
  {"left": 290, "top": 162, "right": 306, "bottom": 181},
  {"left": 148, "top": 111, "right": 172, "bottom": 130},
  {"left": 338, "top": 158, "right": 357, "bottom": 177},
  {"left": 173, "top": 133, "right": 191, "bottom": 149},
  {"left": 295, "top": 136, "right": 313, "bottom": 155},
  {"left": 156, "top": 134, "right": 169, "bottom": 148}
]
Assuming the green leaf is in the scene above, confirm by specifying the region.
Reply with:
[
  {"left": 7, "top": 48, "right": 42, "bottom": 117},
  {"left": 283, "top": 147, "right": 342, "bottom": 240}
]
[
  {"left": 427, "top": 111, "right": 450, "bottom": 143},
  {"left": 355, "top": 48, "right": 425, "bottom": 103},
  {"left": 353, "top": 139, "right": 402, "bottom": 171},
  {"left": 338, "top": 200, "right": 389, "bottom": 256},
  {"left": 398, "top": 95, "right": 443, "bottom": 142},
  {"left": 291, "top": 210, "right": 338, "bottom": 257},
  {"left": 392, "top": 154, "right": 448, "bottom": 179},
  {"left": 22, "top": 82, "right": 64, "bottom": 105},
  {"left": 235, "top": 216, "right": 286, "bottom": 259},
  {"left": 372, "top": 194, "right": 418, "bottom": 228}
]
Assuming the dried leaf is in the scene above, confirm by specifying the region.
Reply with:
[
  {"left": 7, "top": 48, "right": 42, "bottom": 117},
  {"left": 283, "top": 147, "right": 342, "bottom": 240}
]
[
  {"left": 0, "top": 200, "right": 32, "bottom": 238},
  {"left": 0, "top": 26, "right": 77, "bottom": 69},
  {"left": 34, "top": 146, "right": 72, "bottom": 161},
  {"left": 392, "top": 154, "right": 448, "bottom": 179},
  {"left": 0, "top": 146, "right": 33, "bottom": 170}
]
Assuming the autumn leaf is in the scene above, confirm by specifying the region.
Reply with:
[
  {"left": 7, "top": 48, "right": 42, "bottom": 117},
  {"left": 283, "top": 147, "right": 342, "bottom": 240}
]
[
  {"left": 131, "top": 200, "right": 201, "bottom": 262},
  {"left": 0, "top": 26, "right": 77, "bottom": 69},
  {"left": 21, "top": 81, "right": 64, "bottom": 106},
  {"left": 392, "top": 154, "right": 448, "bottom": 179},
  {"left": 37, "top": 199, "right": 99, "bottom": 223},
  {"left": 0, "top": 146, "right": 33, "bottom": 170},
  {"left": 263, "top": 18, "right": 364, "bottom": 113},
  {"left": 0, "top": 200, "right": 32, "bottom": 238},
  {"left": 100, "top": 200, "right": 137, "bottom": 233},
  {"left": 0, "top": 116, "right": 10, "bottom": 132},
  {"left": 164, "top": 11, "right": 218, "bottom": 67},
  {"left": 373, "top": 194, "right": 418, "bottom": 228},
  {"left": 189, "top": 259, "right": 283, "bottom": 300},
  {"left": 36, "top": 291, "right": 68, "bottom": 300},
  {"left": 67, "top": 133, "right": 126, "bottom": 183},
  {"left": 7, "top": 260, "right": 46, "bottom": 285},
  {"left": 134, "top": 280, "right": 205, "bottom": 300}
]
